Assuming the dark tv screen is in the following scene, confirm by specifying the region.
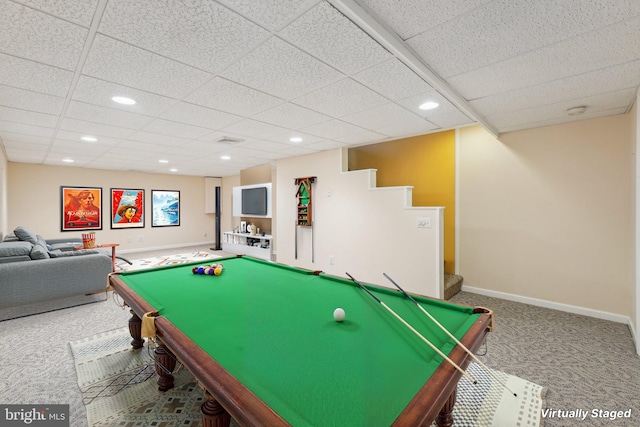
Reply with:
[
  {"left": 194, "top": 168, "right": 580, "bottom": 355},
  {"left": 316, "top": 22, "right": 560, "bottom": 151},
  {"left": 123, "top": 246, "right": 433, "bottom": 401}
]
[{"left": 242, "top": 187, "right": 267, "bottom": 216}]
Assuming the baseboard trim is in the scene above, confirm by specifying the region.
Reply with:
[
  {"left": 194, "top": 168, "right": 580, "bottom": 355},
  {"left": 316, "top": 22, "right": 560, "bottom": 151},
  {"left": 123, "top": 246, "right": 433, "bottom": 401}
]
[
  {"left": 118, "top": 241, "right": 214, "bottom": 254},
  {"left": 461, "top": 284, "right": 631, "bottom": 325}
]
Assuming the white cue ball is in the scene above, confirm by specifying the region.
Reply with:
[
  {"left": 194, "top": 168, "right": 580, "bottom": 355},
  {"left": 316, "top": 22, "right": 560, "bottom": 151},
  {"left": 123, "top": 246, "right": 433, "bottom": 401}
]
[{"left": 333, "top": 308, "right": 345, "bottom": 322}]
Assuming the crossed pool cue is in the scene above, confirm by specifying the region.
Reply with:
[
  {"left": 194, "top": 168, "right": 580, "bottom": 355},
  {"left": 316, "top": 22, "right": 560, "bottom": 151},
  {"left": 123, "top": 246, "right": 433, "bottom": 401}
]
[
  {"left": 381, "top": 273, "right": 518, "bottom": 397},
  {"left": 346, "top": 272, "right": 477, "bottom": 385},
  {"left": 346, "top": 272, "right": 518, "bottom": 396}
]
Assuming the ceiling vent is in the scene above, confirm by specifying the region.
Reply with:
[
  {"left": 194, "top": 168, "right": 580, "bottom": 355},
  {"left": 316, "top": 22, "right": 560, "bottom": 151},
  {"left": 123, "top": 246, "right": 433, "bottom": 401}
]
[{"left": 216, "top": 136, "right": 244, "bottom": 145}]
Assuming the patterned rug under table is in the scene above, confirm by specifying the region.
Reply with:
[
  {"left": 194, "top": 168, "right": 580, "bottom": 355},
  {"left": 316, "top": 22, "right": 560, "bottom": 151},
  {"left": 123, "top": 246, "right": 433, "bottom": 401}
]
[
  {"left": 116, "top": 251, "right": 221, "bottom": 272},
  {"left": 70, "top": 328, "right": 546, "bottom": 427}
]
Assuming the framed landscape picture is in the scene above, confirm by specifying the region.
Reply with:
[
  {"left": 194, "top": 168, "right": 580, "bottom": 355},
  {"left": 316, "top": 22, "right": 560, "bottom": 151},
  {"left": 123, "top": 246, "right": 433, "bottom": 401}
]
[
  {"left": 152, "top": 190, "right": 180, "bottom": 227},
  {"left": 110, "top": 188, "right": 144, "bottom": 229},
  {"left": 61, "top": 186, "right": 102, "bottom": 231}
]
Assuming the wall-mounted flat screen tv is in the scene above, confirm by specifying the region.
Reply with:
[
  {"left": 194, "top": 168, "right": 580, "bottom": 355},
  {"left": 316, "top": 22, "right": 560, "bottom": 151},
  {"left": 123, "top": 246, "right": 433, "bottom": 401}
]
[{"left": 241, "top": 187, "right": 268, "bottom": 216}]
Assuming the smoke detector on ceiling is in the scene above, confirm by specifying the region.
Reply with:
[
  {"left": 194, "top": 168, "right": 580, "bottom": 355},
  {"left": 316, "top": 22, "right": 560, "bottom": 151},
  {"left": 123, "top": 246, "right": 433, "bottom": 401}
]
[{"left": 566, "top": 106, "right": 587, "bottom": 116}]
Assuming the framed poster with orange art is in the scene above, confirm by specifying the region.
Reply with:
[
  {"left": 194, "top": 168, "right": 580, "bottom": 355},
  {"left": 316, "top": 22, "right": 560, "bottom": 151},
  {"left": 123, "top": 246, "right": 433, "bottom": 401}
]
[
  {"left": 61, "top": 186, "right": 102, "bottom": 231},
  {"left": 111, "top": 188, "right": 145, "bottom": 229}
]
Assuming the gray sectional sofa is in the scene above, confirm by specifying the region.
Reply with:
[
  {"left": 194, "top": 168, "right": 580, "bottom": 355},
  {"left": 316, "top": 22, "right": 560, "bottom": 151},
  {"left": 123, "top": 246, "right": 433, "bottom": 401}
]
[{"left": 0, "top": 226, "right": 113, "bottom": 320}]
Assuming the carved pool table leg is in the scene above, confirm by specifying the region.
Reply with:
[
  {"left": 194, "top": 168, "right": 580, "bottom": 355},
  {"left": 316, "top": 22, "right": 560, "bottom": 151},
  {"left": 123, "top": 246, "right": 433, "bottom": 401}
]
[
  {"left": 155, "top": 341, "right": 177, "bottom": 391},
  {"left": 201, "top": 390, "right": 231, "bottom": 427},
  {"left": 435, "top": 388, "right": 456, "bottom": 427},
  {"left": 128, "top": 309, "right": 144, "bottom": 349}
]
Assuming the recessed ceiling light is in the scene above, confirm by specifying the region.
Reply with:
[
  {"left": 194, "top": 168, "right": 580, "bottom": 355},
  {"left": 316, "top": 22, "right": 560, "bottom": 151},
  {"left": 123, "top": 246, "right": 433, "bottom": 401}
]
[
  {"left": 62, "top": 158, "right": 74, "bottom": 163},
  {"left": 566, "top": 106, "right": 587, "bottom": 115},
  {"left": 158, "top": 159, "right": 169, "bottom": 163},
  {"left": 221, "top": 155, "right": 231, "bottom": 160},
  {"left": 169, "top": 168, "right": 178, "bottom": 172},
  {"left": 112, "top": 96, "right": 136, "bottom": 105},
  {"left": 81, "top": 136, "right": 97, "bottom": 142},
  {"left": 290, "top": 137, "right": 303, "bottom": 143},
  {"left": 419, "top": 101, "right": 439, "bottom": 110}
]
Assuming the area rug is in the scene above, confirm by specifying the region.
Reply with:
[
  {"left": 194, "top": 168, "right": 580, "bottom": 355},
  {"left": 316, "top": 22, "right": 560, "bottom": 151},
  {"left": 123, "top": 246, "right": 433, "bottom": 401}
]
[
  {"left": 116, "top": 251, "right": 220, "bottom": 272},
  {"left": 70, "top": 328, "right": 545, "bottom": 427}
]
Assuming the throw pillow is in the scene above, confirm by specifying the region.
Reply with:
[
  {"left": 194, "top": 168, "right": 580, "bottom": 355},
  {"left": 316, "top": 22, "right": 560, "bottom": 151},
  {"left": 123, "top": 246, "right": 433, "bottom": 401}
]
[{"left": 14, "top": 226, "right": 38, "bottom": 245}]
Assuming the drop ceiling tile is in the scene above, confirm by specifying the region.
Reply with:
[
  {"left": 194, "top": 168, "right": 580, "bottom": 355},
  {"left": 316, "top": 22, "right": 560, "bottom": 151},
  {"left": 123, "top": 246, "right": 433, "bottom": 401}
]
[
  {"left": 66, "top": 101, "right": 153, "bottom": 130},
  {"left": 397, "top": 91, "right": 473, "bottom": 128},
  {"left": 406, "top": 0, "right": 640, "bottom": 78},
  {"left": 2, "top": 141, "right": 47, "bottom": 162},
  {"left": 172, "top": 140, "right": 230, "bottom": 154},
  {"left": 0, "top": 0, "right": 87, "bottom": 70},
  {"left": 294, "top": 78, "right": 388, "bottom": 117},
  {"left": 449, "top": 16, "right": 640, "bottom": 99},
  {"left": 239, "top": 140, "right": 291, "bottom": 153},
  {"left": 0, "top": 106, "right": 58, "bottom": 128},
  {"left": 335, "top": 130, "right": 388, "bottom": 145},
  {"left": 488, "top": 88, "right": 637, "bottom": 131},
  {"left": 306, "top": 140, "right": 349, "bottom": 151},
  {"left": 470, "top": 60, "right": 640, "bottom": 116},
  {"left": 0, "top": 85, "right": 65, "bottom": 115},
  {"left": 55, "top": 130, "right": 121, "bottom": 147},
  {"left": 360, "top": 0, "right": 493, "bottom": 40},
  {"left": 375, "top": 118, "right": 439, "bottom": 138},
  {"left": 276, "top": 145, "right": 317, "bottom": 157},
  {"left": 60, "top": 118, "right": 136, "bottom": 139},
  {"left": 127, "top": 131, "right": 189, "bottom": 147},
  {"left": 72, "top": 76, "right": 177, "bottom": 116},
  {"left": 13, "top": 0, "right": 99, "bottom": 27},
  {"left": 219, "top": 0, "right": 320, "bottom": 31},
  {"left": 160, "top": 102, "right": 243, "bottom": 130},
  {"left": 280, "top": 2, "right": 392, "bottom": 75},
  {"left": 0, "top": 132, "right": 51, "bottom": 146},
  {"left": 266, "top": 131, "right": 323, "bottom": 146},
  {"left": 82, "top": 35, "right": 213, "bottom": 99},
  {"left": 252, "top": 103, "right": 332, "bottom": 130},
  {"left": 0, "top": 120, "right": 54, "bottom": 138},
  {"left": 50, "top": 138, "right": 112, "bottom": 155},
  {"left": 500, "top": 107, "right": 628, "bottom": 133},
  {"left": 299, "top": 118, "right": 367, "bottom": 139},
  {"left": 220, "top": 37, "right": 343, "bottom": 100},
  {"left": 220, "top": 119, "right": 289, "bottom": 140},
  {"left": 342, "top": 103, "right": 422, "bottom": 130},
  {"left": 140, "top": 119, "right": 212, "bottom": 140},
  {"left": 99, "top": 0, "right": 270, "bottom": 73},
  {"left": 353, "top": 59, "right": 433, "bottom": 101},
  {"left": 0, "top": 53, "right": 74, "bottom": 98},
  {"left": 186, "top": 77, "right": 284, "bottom": 116}
]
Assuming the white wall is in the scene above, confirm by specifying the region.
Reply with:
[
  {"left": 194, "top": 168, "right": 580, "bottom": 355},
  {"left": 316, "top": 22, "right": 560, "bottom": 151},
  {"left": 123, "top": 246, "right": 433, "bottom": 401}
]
[
  {"left": 0, "top": 147, "right": 7, "bottom": 239},
  {"left": 7, "top": 163, "right": 217, "bottom": 252},
  {"left": 276, "top": 148, "right": 444, "bottom": 297},
  {"left": 458, "top": 115, "right": 633, "bottom": 319}
]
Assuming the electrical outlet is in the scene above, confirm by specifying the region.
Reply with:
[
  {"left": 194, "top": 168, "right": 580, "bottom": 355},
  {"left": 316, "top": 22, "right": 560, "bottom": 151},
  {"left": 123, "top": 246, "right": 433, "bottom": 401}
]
[
  {"left": 329, "top": 255, "right": 335, "bottom": 265},
  {"left": 417, "top": 217, "right": 431, "bottom": 228}
]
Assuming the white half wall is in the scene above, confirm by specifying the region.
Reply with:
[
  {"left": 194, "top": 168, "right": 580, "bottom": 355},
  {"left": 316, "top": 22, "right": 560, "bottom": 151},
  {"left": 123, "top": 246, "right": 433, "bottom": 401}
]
[{"left": 276, "top": 148, "right": 444, "bottom": 298}]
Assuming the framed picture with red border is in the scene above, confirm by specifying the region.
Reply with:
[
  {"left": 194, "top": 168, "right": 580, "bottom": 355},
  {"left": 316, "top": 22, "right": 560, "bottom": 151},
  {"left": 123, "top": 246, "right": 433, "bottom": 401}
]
[
  {"left": 111, "top": 188, "right": 145, "bottom": 229},
  {"left": 61, "top": 186, "right": 102, "bottom": 231}
]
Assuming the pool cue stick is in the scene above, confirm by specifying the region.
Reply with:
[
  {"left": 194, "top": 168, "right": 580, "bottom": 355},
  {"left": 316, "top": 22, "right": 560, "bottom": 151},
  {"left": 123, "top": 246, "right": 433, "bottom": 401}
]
[
  {"left": 345, "top": 273, "right": 477, "bottom": 385},
  {"left": 383, "top": 273, "right": 517, "bottom": 397}
]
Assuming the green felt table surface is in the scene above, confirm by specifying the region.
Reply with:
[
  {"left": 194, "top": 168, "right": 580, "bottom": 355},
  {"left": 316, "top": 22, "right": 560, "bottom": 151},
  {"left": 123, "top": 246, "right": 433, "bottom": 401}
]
[{"left": 119, "top": 256, "right": 480, "bottom": 426}]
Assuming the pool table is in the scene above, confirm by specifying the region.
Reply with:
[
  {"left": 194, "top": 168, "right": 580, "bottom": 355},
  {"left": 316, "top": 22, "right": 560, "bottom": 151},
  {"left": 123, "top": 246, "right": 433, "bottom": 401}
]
[{"left": 109, "top": 255, "right": 492, "bottom": 427}]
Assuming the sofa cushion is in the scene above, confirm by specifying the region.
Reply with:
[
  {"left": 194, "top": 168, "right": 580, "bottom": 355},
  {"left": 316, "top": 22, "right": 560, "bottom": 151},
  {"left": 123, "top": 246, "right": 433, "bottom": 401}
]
[
  {"left": 49, "top": 249, "right": 100, "bottom": 258},
  {"left": 14, "top": 226, "right": 38, "bottom": 245},
  {"left": 0, "top": 241, "right": 33, "bottom": 258},
  {"left": 30, "top": 244, "right": 50, "bottom": 260}
]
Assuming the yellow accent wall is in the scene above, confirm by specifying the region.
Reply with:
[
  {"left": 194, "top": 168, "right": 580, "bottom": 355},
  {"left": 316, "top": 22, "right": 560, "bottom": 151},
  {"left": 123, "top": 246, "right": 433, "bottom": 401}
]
[{"left": 348, "top": 130, "right": 456, "bottom": 273}]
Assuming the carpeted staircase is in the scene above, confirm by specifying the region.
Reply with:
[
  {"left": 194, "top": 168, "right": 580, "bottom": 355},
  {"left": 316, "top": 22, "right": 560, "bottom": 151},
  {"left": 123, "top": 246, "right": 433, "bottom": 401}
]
[{"left": 444, "top": 274, "right": 463, "bottom": 300}]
